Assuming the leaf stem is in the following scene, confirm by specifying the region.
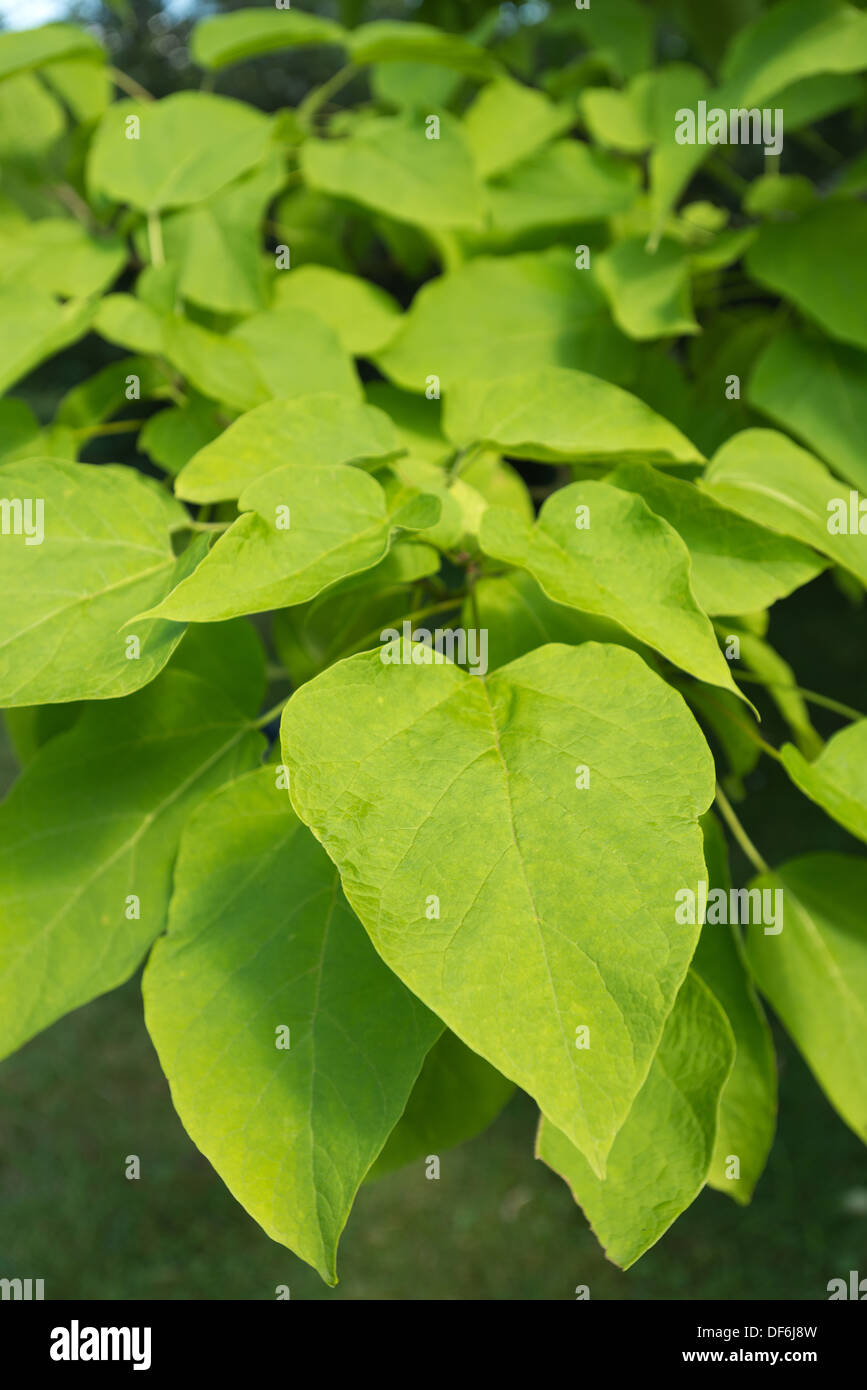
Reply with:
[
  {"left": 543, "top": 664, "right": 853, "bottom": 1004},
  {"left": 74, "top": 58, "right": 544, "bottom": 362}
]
[
  {"left": 714, "top": 782, "right": 770, "bottom": 876},
  {"left": 254, "top": 698, "right": 290, "bottom": 730},
  {"left": 147, "top": 210, "right": 165, "bottom": 269},
  {"left": 109, "top": 66, "right": 154, "bottom": 101},
  {"left": 734, "top": 672, "right": 864, "bottom": 723},
  {"left": 297, "top": 63, "right": 358, "bottom": 128}
]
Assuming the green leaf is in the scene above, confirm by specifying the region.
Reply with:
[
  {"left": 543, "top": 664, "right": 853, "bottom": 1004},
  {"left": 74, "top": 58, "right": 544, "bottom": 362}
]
[
  {"left": 0, "top": 289, "right": 93, "bottom": 395},
  {"left": 747, "top": 331, "right": 867, "bottom": 492},
  {"left": 744, "top": 854, "right": 867, "bottom": 1143},
  {"left": 746, "top": 203, "right": 867, "bottom": 353},
  {"left": 230, "top": 306, "right": 361, "bottom": 403},
  {"left": 300, "top": 113, "right": 484, "bottom": 231},
  {"left": 0, "top": 458, "right": 207, "bottom": 706},
  {"left": 94, "top": 293, "right": 165, "bottom": 356},
  {"left": 780, "top": 721, "right": 867, "bottom": 844},
  {"left": 729, "top": 625, "right": 822, "bottom": 760},
  {"left": 0, "top": 74, "right": 65, "bottom": 165},
  {"left": 190, "top": 9, "right": 344, "bottom": 70},
  {"left": 364, "top": 382, "right": 450, "bottom": 465},
  {"left": 0, "top": 219, "right": 125, "bottom": 298},
  {"left": 55, "top": 357, "right": 169, "bottom": 429},
  {"left": 346, "top": 21, "right": 500, "bottom": 78},
  {"left": 0, "top": 22, "right": 102, "bottom": 80},
  {"left": 536, "top": 972, "right": 734, "bottom": 1268},
  {"left": 282, "top": 640, "right": 716, "bottom": 1174},
  {"left": 462, "top": 77, "right": 572, "bottom": 178},
  {"left": 702, "top": 429, "right": 867, "bottom": 587},
  {"left": 155, "top": 153, "right": 286, "bottom": 315},
  {"left": 160, "top": 316, "right": 269, "bottom": 414},
  {"left": 479, "top": 483, "right": 747, "bottom": 700},
  {"left": 368, "top": 1030, "right": 514, "bottom": 1180},
  {"left": 139, "top": 396, "right": 224, "bottom": 477},
  {"left": 144, "top": 466, "right": 438, "bottom": 623},
  {"left": 445, "top": 365, "right": 702, "bottom": 464},
  {"left": 693, "top": 813, "right": 776, "bottom": 1204},
  {"left": 484, "top": 140, "right": 639, "bottom": 236},
  {"left": 376, "top": 249, "right": 638, "bottom": 393},
  {"left": 371, "top": 61, "right": 463, "bottom": 113},
  {"left": 174, "top": 393, "right": 396, "bottom": 504},
  {"left": 87, "top": 93, "right": 274, "bottom": 212},
  {"left": 472, "top": 568, "right": 653, "bottom": 673},
  {"left": 272, "top": 541, "right": 440, "bottom": 686},
  {"left": 41, "top": 55, "right": 111, "bottom": 123},
  {"left": 271, "top": 265, "right": 402, "bottom": 356},
  {"left": 720, "top": 0, "right": 867, "bottom": 107},
  {"left": 0, "top": 666, "right": 264, "bottom": 1063},
  {"left": 579, "top": 87, "right": 652, "bottom": 154},
  {"left": 609, "top": 462, "right": 824, "bottom": 615},
  {"left": 143, "top": 766, "right": 439, "bottom": 1284},
  {"left": 0, "top": 398, "right": 39, "bottom": 461},
  {"left": 595, "top": 238, "right": 699, "bottom": 341}
]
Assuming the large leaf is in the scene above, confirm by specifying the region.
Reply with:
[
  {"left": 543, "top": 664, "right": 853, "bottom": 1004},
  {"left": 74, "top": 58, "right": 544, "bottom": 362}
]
[
  {"left": 462, "top": 77, "right": 572, "bottom": 178},
  {"left": 609, "top": 462, "right": 824, "bottom": 615},
  {"left": 720, "top": 0, "right": 867, "bottom": 106},
  {"left": 230, "top": 307, "right": 361, "bottom": 403},
  {"left": 161, "top": 316, "right": 268, "bottom": 414},
  {"left": 282, "top": 640, "right": 716, "bottom": 1175},
  {"left": 144, "top": 468, "right": 438, "bottom": 622},
  {"left": 479, "top": 485, "right": 745, "bottom": 699},
  {"left": 0, "top": 22, "right": 102, "bottom": 80},
  {"left": 701, "top": 429, "right": 867, "bottom": 586},
  {"left": 0, "top": 459, "right": 211, "bottom": 706},
  {"left": 537, "top": 972, "right": 734, "bottom": 1267},
  {"left": 744, "top": 854, "right": 867, "bottom": 1143},
  {"left": 300, "top": 114, "right": 484, "bottom": 231},
  {"left": 376, "top": 249, "right": 638, "bottom": 393},
  {"left": 0, "top": 74, "right": 64, "bottom": 165},
  {"left": 693, "top": 814, "right": 776, "bottom": 1204},
  {"left": 0, "top": 219, "right": 125, "bottom": 298},
  {"left": 87, "top": 93, "right": 274, "bottom": 212},
  {"left": 444, "top": 365, "right": 702, "bottom": 464},
  {"left": 271, "top": 266, "right": 402, "bottom": 356},
  {"left": 368, "top": 1030, "right": 514, "bottom": 1180},
  {"left": 595, "top": 238, "right": 698, "bottom": 341},
  {"left": 484, "top": 141, "right": 639, "bottom": 236},
  {"left": 746, "top": 203, "right": 867, "bottom": 353},
  {"left": 143, "top": 767, "right": 439, "bottom": 1284},
  {"left": 190, "top": 9, "right": 344, "bottom": 69},
  {"left": 471, "top": 569, "right": 652, "bottom": 673},
  {"left": 174, "top": 393, "right": 397, "bottom": 504},
  {"left": 780, "top": 721, "right": 867, "bottom": 844},
  {"left": 747, "top": 332, "right": 867, "bottom": 492},
  {"left": 346, "top": 21, "right": 500, "bottom": 78},
  {"left": 0, "top": 667, "right": 264, "bottom": 1063},
  {"left": 155, "top": 153, "right": 286, "bottom": 315},
  {"left": 0, "top": 289, "right": 93, "bottom": 395}
]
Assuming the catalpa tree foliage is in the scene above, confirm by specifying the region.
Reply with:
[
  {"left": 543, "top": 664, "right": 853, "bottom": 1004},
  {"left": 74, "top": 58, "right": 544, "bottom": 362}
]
[{"left": 0, "top": 0, "right": 865, "bottom": 1288}]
